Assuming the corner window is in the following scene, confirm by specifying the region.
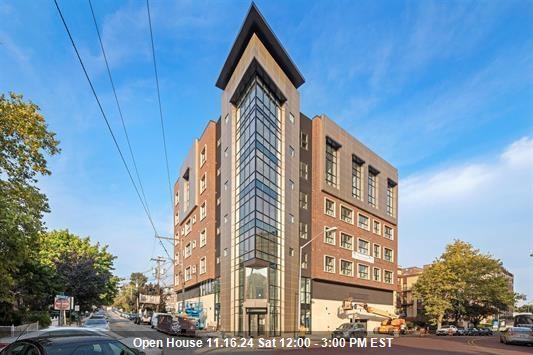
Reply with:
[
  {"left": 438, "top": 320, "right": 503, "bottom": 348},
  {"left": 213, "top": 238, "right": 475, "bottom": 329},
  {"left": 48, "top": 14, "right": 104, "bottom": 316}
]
[
  {"left": 384, "top": 248, "right": 394, "bottom": 262},
  {"left": 384, "top": 225, "right": 394, "bottom": 240},
  {"left": 384, "top": 270, "right": 393, "bottom": 284}
]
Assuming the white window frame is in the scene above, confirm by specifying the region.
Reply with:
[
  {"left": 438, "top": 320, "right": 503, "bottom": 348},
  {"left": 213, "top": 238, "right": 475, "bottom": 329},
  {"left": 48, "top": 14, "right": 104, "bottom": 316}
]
[
  {"left": 324, "top": 226, "right": 336, "bottom": 245},
  {"left": 340, "top": 259, "right": 354, "bottom": 276},
  {"left": 200, "top": 201, "right": 207, "bottom": 220},
  {"left": 384, "top": 270, "right": 394, "bottom": 284},
  {"left": 357, "top": 238, "right": 370, "bottom": 255},
  {"left": 200, "top": 145, "right": 207, "bottom": 167},
  {"left": 300, "top": 161, "right": 308, "bottom": 180},
  {"left": 357, "top": 263, "right": 370, "bottom": 280},
  {"left": 373, "top": 243, "right": 381, "bottom": 258},
  {"left": 340, "top": 205, "right": 354, "bottom": 224},
  {"left": 373, "top": 220, "right": 381, "bottom": 235},
  {"left": 300, "top": 132, "right": 309, "bottom": 150},
  {"left": 373, "top": 267, "right": 382, "bottom": 282},
  {"left": 199, "top": 257, "right": 206, "bottom": 274},
  {"left": 200, "top": 173, "right": 207, "bottom": 193},
  {"left": 384, "top": 248, "right": 394, "bottom": 262},
  {"left": 200, "top": 229, "right": 206, "bottom": 247},
  {"left": 300, "top": 192, "right": 308, "bottom": 209},
  {"left": 384, "top": 225, "right": 395, "bottom": 240},
  {"left": 324, "top": 255, "right": 336, "bottom": 273},
  {"left": 357, "top": 213, "right": 370, "bottom": 231},
  {"left": 324, "top": 197, "right": 336, "bottom": 217},
  {"left": 340, "top": 232, "right": 354, "bottom": 250},
  {"left": 299, "top": 222, "right": 308, "bottom": 239}
]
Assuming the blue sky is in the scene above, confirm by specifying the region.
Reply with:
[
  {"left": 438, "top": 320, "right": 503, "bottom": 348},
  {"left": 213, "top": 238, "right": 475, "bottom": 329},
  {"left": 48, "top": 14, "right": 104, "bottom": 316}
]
[{"left": 1, "top": 1, "right": 532, "bottom": 297}]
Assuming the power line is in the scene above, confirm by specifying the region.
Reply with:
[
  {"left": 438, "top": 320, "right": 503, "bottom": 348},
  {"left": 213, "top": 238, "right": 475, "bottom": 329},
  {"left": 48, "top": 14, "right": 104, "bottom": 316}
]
[
  {"left": 145, "top": 0, "right": 174, "bottom": 212},
  {"left": 87, "top": 0, "right": 152, "bottom": 219},
  {"left": 53, "top": 0, "right": 159, "bottom": 237}
]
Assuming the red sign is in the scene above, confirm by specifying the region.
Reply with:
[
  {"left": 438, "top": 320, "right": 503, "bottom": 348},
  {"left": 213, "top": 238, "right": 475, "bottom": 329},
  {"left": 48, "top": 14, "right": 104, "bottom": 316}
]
[{"left": 54, "top": 297, "right": 70, "bottom": 310}]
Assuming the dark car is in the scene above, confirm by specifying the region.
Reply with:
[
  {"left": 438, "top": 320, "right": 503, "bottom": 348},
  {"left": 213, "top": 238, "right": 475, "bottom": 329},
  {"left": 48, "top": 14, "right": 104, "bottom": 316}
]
[
  {"left": 465, "top": 328, "right": 479, "bottom": 336},
  {"left": 478, "top": 328, "right": 493, "bottom": 336},
  {"left": 453, "top": 327, "right": 467, "bottom": 336},
  {"left": 331, "top": 323, "right": 367, "bottom": 340},
  {"left": 0, "top": 335, "right": 144, "bottom": 355},
  {"left": 155, "top": 315, "right": 196, "bottom": 337}
]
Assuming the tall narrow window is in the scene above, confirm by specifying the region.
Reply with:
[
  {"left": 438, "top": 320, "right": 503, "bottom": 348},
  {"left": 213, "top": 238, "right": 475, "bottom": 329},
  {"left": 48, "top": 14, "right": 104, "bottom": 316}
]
[
  {"left": 300, "top": 161, "right": 308, "bottom": 180},
  {"left": 300, "top": 132, "right": 309, "bottom": 150},
  {"left": 387, "top": 179, "right": 397, "bottom": 217},
  {"left": 324, "top": 256, "right": 335, "bottom": 273},
  {"left": 325, "top": 138, "right": 339, "bottom": 187},
  {"left": 299, "top": 222, "right": 308, "bottom": 239},
  {"left": 299, "top": 192, "right": 308, "bottom": 209},
  {"left": 368, "top": 167, "right": 379, "bottom": 208},
  {"left": 352, "top": 156, "right": 364, "bottom": 200}
]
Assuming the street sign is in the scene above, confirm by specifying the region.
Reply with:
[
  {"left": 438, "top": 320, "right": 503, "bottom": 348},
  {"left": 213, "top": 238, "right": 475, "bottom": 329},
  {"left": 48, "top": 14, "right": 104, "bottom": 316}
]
[
  {"left": 139, "top": 294, "right": 160, "bottom": 304},
  {"left": 54, "top": 295, "right": 70, "bottom": 310}
]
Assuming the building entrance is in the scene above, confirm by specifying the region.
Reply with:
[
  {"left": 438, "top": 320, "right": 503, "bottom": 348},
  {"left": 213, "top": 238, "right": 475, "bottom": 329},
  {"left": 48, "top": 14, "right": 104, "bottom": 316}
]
[{"left": 247, "top": 309, "right": 267, "bottom": 336}]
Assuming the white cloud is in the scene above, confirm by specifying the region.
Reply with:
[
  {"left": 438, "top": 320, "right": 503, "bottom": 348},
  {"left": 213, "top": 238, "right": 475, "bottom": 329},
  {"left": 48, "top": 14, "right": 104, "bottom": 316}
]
[{"left": 400, "top": 137, "right": 533, "bottom": 296}]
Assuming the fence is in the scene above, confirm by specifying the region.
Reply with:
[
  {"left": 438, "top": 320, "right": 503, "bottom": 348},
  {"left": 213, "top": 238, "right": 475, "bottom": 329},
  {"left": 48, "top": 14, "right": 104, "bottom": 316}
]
[{"left": 0, "top": 322, "right": 39, "bottom": 338}]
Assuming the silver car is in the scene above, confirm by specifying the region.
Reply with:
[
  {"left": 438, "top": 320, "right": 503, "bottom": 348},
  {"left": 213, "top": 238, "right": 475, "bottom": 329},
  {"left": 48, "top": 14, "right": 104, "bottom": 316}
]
[
  {"left": 83, "top": 318, "right": 110, "bottom": 331},
  {"left": 500, "top": 327, "right": 533, "bottom": 346}
]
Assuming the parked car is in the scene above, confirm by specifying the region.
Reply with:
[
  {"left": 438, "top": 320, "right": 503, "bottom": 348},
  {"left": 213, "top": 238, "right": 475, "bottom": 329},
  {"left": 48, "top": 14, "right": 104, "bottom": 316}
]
[
  {"left": 83, "top": 318, "right": 109, "bottom": 331},
  {"left": 436, "top": 325, "right": 458, "bottom": 336},
  {"left": 150, "top": 313, "right": 169, "bottom": 329},
  {"left": 0, "top": 327, "right": 103, "bottom": 351},
  {"left": 453, "top": 327, "right": 467, "bottom": 336},
  {"left": 465, "top": 328, "right": 480, "bottom": 336},
  {"left": 478, "top": 328, "right": 493, "bottom": 336},
  {"left": 500, "top": 327, "right": 533, "bottom": 346},
  {"left": 0, "top": 335, "right": 143, "bottom": 355},
  {"left": 331, "top": 323, "right": 367, "bottom": 340}
]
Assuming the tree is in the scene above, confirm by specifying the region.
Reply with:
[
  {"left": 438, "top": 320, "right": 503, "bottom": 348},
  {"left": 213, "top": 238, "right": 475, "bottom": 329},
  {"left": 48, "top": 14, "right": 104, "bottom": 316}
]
[
  {"left": 39, "top": 230, "right": 119, "bottom": 311},
  {"left": 413, "top": 240, "right": 515, "bottom": 327},
  {"left": 0, "top": 92, "right": 59, "bottom": 319},
  {"left": 130, "top": 273, "right": 148, "bottom": 288}
]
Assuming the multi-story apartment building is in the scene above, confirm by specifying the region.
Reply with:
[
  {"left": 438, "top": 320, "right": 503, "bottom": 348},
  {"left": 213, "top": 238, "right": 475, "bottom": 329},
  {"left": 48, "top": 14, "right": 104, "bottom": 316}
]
[
  {"left": 397, "top": 266, "right": 425, "bottom": 322},
  {"left": 173, "top": 4, "right": 398, "bottom": 336}
]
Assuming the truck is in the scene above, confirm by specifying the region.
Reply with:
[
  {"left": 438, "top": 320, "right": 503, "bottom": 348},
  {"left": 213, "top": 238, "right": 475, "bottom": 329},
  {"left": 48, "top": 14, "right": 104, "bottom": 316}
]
[{"left": 342, "top": 299, "right": 406, "bottom": 336}]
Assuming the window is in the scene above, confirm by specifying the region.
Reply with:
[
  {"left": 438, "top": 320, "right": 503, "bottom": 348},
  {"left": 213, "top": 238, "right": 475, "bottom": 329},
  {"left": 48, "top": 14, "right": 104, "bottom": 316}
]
[
  {"left": 289, "top": 112, "right": 295, "bottom": 124},
  {"left": 340, "top": 260, "right": 353, "bottom": 276},
  {"left": 224, "top": 147, "right": 228, "bottom": 158},
  {"left": 299, "top": 222, "right": 308, "bottom": 239},
  {"left": 352, "top": 156, "right": 363, "bottom": 200},
  {"left": 325, "top": 138, "right": 339, "bottom": 187},
  {"left": 373, "top": 220, "right": 381, "bottom": 235},
  {"left": 358, "top": 213, "right": 370, "bottom": 230},
  {"left": 301, "top": 253, "right": 308, "bottom": 269},
  {"left": 200, "top": 202, "right": 206, "bottom": 220},
  {"left": 358, "top": 264, "right": 369, "bottom": 279},
  {"left": 200, "top": 173, "right": 207, "bottom": 193},
  {"left": 340, "top": 233, "right": 353, "bottom": 250},
  {"left": 192, "top": 215, "right": 196, "bottom": 224},
  {"left": 289, "top": 179, "right": 295, "bottom": 190},
  {"left": 387, "top": 179, "right": 397, "bottom": 217},
  {"left": 200, "top": 229, "right": 206, "bottom": 247},
  {"left": 384, "top": 270, "right": 393, "bottom": 284},
  {"left": 184, "top": 178, "right": 190, "bottom": 210},
  {"left": 340, "top": 206, "right": 353, "bottom": 224},
  {"left": 384, "top": 248, "right": 394, "bottom": 262},
  {"left": 185, "top": 219, "right": 192, "bottom": 234},
  {"left": 373, "top": 244, "right": 381, "bottom": 258},
  {"left": 200, "top": 146, "right": 206, "bottom": 166},
  {"left": 299, "top": 161, "right": 308, "bottom": 180},
  {"left": 185, "top": 243, "right": 192, "bottom": 258},
  {"left": 324, "top": 227, "right": 336, "bottom": 245},
  {"left": 300, "top": 192, "right": 308, "bottom": 209},
  {"left": 175, "top": 190, "right": 179, "bottom": 206},
  {"left": 289, "top": 248, "right": 295, "bottom": 256},
  {"left": 325, "top": 198, "right": 336, "bottom": 217},
  {"left": 224, "top": 180, "right": 228, "bottom": 191},
  {"left": 289, "top": 146, "right": 295, "bottom": 157},
  {"left": 289, "top": 214, "right": 295, "bottom": 223},
  {"left": 373, "top": 268, "right": 381, "bottom": 282},
  {"left": 199, "top": 257, "right": 206, "bottom": 274},
  {"left": 300, "top": 132, "right": 309, "bottom": 150},
  {"left": 324, "top": 256, "right": 335, "bottom": 273},
  {"left": 224, "top": 214, "right": 228, "bottom": 224},
  {"left": 368, "top": 167, "right": 378, "bottom": 208},
  {"left": 384, "top": 225, "right": 394, "bottom": 240},
  {"left": 185, "top": 266, "right": 191, "bottom": 281},
  {"left": 358, "top": 239, "right": 369, "bottom": 255}
]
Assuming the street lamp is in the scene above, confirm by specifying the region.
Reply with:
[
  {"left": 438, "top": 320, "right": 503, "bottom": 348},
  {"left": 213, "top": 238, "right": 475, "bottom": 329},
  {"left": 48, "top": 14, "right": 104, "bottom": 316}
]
[{"left": 297, "top": 226, "right": 337, "bottom": 332}]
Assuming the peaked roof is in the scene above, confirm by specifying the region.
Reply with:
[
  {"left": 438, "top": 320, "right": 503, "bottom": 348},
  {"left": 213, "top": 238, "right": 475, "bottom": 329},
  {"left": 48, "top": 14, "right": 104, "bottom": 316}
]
[{"left": 215, "top": 3, "right": 305, "bottom": 90}]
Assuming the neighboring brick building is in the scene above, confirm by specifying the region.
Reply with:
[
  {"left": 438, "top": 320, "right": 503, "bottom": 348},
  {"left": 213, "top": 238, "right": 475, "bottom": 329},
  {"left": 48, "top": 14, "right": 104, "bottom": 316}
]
[
  {"left": 397, "top": 266, "right": 426, "bottom": 322},
  {"left": 173, "top": 4, "right": 398, "bottom": 336}
]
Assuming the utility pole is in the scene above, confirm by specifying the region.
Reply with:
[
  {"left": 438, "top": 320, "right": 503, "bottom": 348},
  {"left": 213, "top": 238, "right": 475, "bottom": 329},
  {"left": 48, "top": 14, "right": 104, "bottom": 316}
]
[{"left": 151, "top": 256, "right": 165, "bottom": 312}]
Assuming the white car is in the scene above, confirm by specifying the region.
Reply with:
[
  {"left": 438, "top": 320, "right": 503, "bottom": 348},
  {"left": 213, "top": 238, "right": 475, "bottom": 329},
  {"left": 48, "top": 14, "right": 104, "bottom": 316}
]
[
  {"left": 436, "top": 325, "right": 458, "bottom": 336},
  {"left": 82, "top": 318, "right": 110, "bottom": 331},
  {"left": 500, "top": 327, "right": 533, "bottom": 345}
]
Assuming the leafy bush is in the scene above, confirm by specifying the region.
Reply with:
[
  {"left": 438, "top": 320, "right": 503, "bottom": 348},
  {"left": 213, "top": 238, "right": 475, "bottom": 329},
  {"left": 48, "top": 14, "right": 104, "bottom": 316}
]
[{"left": 25, "top": 311, "right": 51, "bottom": 328}]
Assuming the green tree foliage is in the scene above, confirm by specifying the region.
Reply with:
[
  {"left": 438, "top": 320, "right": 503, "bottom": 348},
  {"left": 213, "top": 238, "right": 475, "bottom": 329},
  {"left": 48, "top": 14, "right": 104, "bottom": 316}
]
[
  {"left": 413, "top": 240, "right": 515, "bottom": 327},
  {"left": 39, "top": 230, "right": 119, "bottom": 311},
  {"left": 0, "top": 92, "right": 59, "bottom": 316}
]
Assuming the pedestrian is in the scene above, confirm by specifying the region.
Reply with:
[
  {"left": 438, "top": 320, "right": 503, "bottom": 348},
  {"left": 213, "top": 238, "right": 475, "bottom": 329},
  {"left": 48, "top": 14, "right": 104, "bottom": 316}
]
[{"left": 298, "top": 324, "right": 307, "bottom": 348}]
